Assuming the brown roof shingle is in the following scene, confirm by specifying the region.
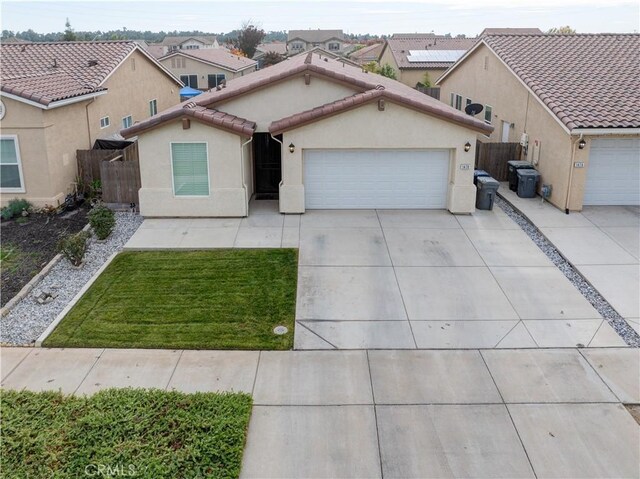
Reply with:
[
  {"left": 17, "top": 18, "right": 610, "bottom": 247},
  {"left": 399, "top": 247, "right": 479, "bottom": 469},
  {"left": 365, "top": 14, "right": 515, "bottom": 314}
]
[
  {"left": 384, "top": 35, "right": 478, "bottom": 69},
  {"left": 0, "top": 41, "right": 176, "bottom": 106},
  {"left": 482, "top": 34, "right": 640, "bottom": 129}
]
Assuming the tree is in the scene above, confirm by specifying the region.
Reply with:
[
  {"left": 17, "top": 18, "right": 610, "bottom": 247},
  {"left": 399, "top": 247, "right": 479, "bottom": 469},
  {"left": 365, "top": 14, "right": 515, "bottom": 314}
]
[
  {"left": 362, "top": 61, "right": 378, "bottom": 73},
  {"left": 236, "top": 21, "right": 264, "bottom": 59},
  {"left": 63, "top": 18, "right": 76, "bottom": 41},
  {"left": 262, "top": 51, "right": 284, "bottom": 67},
  {"left": 421, "top": 71, "right": 432, "bottom": 88},
  {"left": 377, "top": 64, "right": 397, "bottom": 80},
  {"left": 547, "top": 26, "right": 576, "bottom": 34}
]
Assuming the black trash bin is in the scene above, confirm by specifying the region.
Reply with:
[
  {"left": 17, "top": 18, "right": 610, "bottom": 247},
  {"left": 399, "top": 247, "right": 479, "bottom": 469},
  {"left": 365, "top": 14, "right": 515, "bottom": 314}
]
[
  {"left": 507, "top": 160, "right": 535, "bottom": 191},
  {"left": 517, "top": 169, "right": 540, "bottom": 198},
  {"left": 474, "top": 169, "right": 490, "bottom": 185},
  {"left": 476, "top": 176, "right": 500, "bottom": 210}
]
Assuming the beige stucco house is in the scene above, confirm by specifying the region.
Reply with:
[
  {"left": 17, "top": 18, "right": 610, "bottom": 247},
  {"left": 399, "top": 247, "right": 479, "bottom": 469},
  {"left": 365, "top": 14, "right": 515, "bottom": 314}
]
[
  {"left": 437, "top": 33, "right": 640, "bottom": 210},
  {"left": 287, "top": 30, "right": 347, "bottom": 54},
  {"left": 122, "top": 52, "right": 492, "bottom": 218},
  {"left": 0, "top": 41, "right": 182, "bottom": 207},
  {"left": 379, "top": 34, "right": 477, "bottom": 88},
  {"left": 158, "top": 49, "right": 257, "bottom": 90}
]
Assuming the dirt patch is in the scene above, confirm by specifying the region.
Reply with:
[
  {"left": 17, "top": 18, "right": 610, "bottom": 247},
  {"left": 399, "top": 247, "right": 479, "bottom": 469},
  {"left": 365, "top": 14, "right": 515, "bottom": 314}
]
[
  {"left": 1, "top": 209, "right": 88, "bottom": 306},
  {"left": 625, "top": 404, "right": 640, "bottom": 425}
]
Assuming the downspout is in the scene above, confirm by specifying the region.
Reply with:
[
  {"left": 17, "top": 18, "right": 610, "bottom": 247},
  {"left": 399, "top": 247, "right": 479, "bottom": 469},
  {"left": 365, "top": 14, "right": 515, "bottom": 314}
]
[
  {"left": 564, "top": 134, "right": 582, "bottom": 214},
  {"left": 84, "top": 98, "right": 95, "bottom": 148},
  {"left": 240, "top": 136, "right": 253, "bottom": 216},
  {"left": 270, "top": 134, "right": 285, "bottom": 207}
]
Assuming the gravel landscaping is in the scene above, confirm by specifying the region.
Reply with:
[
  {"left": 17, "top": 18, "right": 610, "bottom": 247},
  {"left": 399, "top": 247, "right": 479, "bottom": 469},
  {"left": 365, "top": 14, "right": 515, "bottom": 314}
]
[
  {"left": 496, "top": 196, "right": 640, "bottom": 347},
  {"left": 0, "top": 213, "right": 143, "bottom": 346}
]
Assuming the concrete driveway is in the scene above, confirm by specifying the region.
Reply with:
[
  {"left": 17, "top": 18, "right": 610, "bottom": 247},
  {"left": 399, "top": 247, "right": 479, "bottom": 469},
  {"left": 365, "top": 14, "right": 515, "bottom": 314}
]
[
  {"left": 295, "top": 207, "right": 625, "bottom": 349},
  {"left": 501, "top": 188, "right": 639, "bottom": 337}
]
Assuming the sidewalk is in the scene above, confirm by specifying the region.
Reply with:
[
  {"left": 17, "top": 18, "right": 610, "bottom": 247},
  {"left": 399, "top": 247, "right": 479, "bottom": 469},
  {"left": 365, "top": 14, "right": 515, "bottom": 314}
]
[{"left": 2, "top": 346, "right": 639, "bottom": 478}]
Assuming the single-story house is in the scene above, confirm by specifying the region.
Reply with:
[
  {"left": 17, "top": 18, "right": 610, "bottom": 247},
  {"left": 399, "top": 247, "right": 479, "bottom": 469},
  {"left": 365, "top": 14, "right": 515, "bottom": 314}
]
[
  {"left": 379, "top": 34, "right": 478, "bottom": 88},
  {"left": 0, "top": 41, "right": 182, "bottom": 206},
  {"left": 121, "top": 51, "right": 492, "bottom": 217},
  {"left": 158, "top": 49, "right": 257, "bottom": 90},
  {"left": 348, "top": 43, "right": 384, "bottom": 66},
  {"left": 437, "top": 33, "right": 640, "bottom": 210}
]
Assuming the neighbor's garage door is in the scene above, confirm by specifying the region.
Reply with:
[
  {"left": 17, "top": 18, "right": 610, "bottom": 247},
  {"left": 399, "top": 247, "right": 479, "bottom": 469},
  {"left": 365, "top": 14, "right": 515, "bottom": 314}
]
[
  {"left": 304, "top": 149, "right": 450, "bottom": 209},
  {"left": 583, "top": 138, "right": 640, "bottom": 206}
]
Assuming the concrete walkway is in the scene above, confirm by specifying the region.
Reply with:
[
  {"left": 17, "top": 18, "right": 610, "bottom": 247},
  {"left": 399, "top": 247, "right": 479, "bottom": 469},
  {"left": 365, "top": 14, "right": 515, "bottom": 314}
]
[
  {"left": 2, "top": 346, "right": 639, "bottom": 478},
  {"left": 500, "top": 188, "right": 640, "bottom": 335}
]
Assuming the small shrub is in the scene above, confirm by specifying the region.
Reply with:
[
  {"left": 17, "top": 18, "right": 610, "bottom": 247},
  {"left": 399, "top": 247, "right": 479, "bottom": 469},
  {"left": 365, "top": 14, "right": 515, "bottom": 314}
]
[
  {"left": 1, "top": 199, "right": 32, "bottom": 220},
  {"left": 58, "top": 231, "right": 90, "bottom": 267},
  {"left": 88, "top": 204, "right": 115, "bottom": 240}
]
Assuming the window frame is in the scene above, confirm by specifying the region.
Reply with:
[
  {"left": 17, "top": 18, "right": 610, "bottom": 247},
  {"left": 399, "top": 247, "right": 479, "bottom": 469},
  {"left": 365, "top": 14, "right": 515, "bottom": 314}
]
[
  {"left": 455, "top": 94, "right": 463, "bottom": 111},
  {"left": 180, "top": 74, "right": 198, "bottom": 89},
  {"left": 99, "top": 116, "right": 110, "bottom": 129},
  {"left": 484, "top": 105, "right": 493, "bottom": 124},
  {"left": 169, "top": 141, "right": 210, "bottom": 198},
  {"left": 328, "top": 42, "right": 340, "bottom": 51},
  {"left": 122, "top": 115, "right": 133, "bottom": 129},
  {"left": 207, "top": 73, "right": 226, "bottom": 89},
  {"left": 149, "top": 99, "right": 158, "bottom": 116},
  {"left": 0, "top": 135, "right": 25, "bottom": 193},
  {"left": 450, "top": 93, "right": 455, "bottom": 107}
]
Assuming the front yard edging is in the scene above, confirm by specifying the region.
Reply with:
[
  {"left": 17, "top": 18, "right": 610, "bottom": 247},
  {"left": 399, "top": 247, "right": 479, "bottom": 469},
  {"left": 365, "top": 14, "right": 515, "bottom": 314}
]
[{"left": 35, "top": 252, "right": 118, "bottom": 347}]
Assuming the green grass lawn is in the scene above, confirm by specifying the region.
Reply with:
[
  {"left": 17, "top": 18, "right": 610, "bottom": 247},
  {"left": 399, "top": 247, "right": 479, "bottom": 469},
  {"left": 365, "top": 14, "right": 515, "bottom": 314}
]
[
  {"left": 1, "top": 388, "right": 252, "bottom": 479},
  {"left": 44, "top": 249, "right": 297, "bottom": 350}
]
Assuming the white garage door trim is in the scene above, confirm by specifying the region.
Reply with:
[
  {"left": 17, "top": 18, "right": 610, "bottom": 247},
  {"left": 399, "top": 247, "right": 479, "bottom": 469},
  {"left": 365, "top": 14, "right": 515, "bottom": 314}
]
[
  {"left": 583, "top": 138, "right": 640, "bottom": 206},
  {"left": 303, "top": 149, "right": 450, "bottom": 209}
]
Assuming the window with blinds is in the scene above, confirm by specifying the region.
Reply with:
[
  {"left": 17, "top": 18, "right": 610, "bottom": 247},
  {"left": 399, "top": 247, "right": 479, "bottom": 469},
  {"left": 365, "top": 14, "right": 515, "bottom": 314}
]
[{"left": 171, "top": 142, "right": 209, "bottom": 196}]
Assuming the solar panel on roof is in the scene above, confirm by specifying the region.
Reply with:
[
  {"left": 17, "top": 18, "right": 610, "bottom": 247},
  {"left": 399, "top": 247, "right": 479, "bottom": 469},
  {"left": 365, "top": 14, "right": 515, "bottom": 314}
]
[{"left": 406, "top": 50, "right": 467, "bottom": 63}]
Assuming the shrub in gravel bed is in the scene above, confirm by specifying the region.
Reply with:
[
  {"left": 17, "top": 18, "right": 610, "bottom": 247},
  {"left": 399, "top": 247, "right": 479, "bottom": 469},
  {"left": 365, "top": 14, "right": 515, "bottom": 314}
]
[
  {"left": 88, "top": 204, "right": 116, "bottom": 240},
  {"left": 58, "top": 231, "right": 91, "bottom": 267},
  {"left": 1, "top": 199, "right": 32, "bottom": 220}
]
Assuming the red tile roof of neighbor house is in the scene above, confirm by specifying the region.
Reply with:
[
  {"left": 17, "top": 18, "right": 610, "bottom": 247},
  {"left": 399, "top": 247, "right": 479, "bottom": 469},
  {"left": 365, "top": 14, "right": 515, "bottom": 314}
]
[
  {"left": 480, "top": 34, "right": 640, "bottom": 129},
  {"left": 122, "top": 51, "right": 492, "bottom": 138},
  {"left": 384, "top": 35, "right": 478, "bottom": 69},
  {"left": 160, "top": 48, "right": 257, "bottom": 72},
  {"left": 255, "top": 42, "right": 288, "bottom": 56},
  {"left": 348, "top": 43, "right": 384, "bottom": 64},
  {"left": 0, "top": 41, "right": 180, "bottom": 107}
]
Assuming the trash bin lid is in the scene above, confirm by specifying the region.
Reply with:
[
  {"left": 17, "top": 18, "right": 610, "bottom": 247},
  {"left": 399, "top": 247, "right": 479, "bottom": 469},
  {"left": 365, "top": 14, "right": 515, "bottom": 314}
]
[
  {"left": 477, "top": 176, "right": 500, "bottom": 187},
  {"left": 474, "top": 169, "right": 490, "bottom": 177},
  {"left": 507, "top": 160, "right": 534, "bottom": 168},
  {"left": 516, "top": 168, "right": 540, "bottom": 177}
]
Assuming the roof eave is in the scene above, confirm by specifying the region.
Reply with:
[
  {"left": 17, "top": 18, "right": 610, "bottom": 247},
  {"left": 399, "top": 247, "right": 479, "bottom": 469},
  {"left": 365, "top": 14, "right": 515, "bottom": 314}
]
[{"left": 0, "top": 89, "right": 108, "bottom": 110}]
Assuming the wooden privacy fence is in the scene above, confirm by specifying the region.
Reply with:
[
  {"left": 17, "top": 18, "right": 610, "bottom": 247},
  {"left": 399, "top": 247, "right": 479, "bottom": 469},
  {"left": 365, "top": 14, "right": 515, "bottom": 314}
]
[
  {"left": 416, "top": 85, "right": 440, "bottom": 100},
  {"left": 475, "top": 141, "right": 523, "bottom": 181},
  {"left": 77, "top": 142, "right": 140, "bottom": 205}
]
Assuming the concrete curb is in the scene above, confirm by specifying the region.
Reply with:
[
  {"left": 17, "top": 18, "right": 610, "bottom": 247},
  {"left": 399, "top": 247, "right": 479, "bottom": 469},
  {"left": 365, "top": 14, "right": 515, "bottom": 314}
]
[{"left": 35, "top": 251, "right": 118, "bottom": 347}]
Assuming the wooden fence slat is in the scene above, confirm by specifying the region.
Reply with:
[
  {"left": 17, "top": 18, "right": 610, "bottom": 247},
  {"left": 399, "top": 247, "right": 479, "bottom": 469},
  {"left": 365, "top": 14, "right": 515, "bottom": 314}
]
[{"left": 474, "top": 141, "right": 522, "bottom": 181}]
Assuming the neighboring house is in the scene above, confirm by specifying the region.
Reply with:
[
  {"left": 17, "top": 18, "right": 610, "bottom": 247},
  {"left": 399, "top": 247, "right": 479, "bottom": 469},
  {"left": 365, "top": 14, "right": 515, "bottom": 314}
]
[
  {"left": 287, "top": 30, "right": 346, "bottom": 54},
  {"left": 158, "top": 49, "right": 257, "bottom": 90},
  {"left": 348, "top": 43, "right": 384, "bottom": 65},
  {"left": 437, "top": 33, "right": 640, "bottom": 210},
  {"left": 161, "top": 35, "right": 220, "bottom": 52},
  {"left": 479, "top": 28, "right": 543, "bottom": 36},
  {"left": 0, "top": 41, "right": 182, "bottom": 206},
  {"left": 290, "top": 47, "right": 361, "bottom": 68},
  {"left": 379, "top": 34, "right": 477, "bottom": 88},
  {"left": 121, "top": 51, "right": 491, "bottom": 218},
  {"left": 253, "top": 42, "right": 288, "bottom": 68}
]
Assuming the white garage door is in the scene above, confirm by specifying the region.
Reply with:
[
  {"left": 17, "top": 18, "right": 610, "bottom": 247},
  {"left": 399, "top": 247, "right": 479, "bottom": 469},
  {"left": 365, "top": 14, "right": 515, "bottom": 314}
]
[
  {"left": 304, "top": 149, "right": 450, "bottom": 209},
  {"left": 583, "top": 138, "right": 640, "bottom": 206}
]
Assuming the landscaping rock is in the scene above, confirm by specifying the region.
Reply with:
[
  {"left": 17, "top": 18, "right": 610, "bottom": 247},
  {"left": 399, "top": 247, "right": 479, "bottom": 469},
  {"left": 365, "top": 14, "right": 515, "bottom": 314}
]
[{"left": 0, "top": 213, "right": 143, "bottom": 346}]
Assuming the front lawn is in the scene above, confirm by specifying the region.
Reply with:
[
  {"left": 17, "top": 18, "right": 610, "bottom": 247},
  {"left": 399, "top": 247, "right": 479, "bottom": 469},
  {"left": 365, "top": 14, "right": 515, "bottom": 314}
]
[
  {"left": 1, "top": 388, "right": 252, "bottom": 479},
  {"left": 44, "top": 249, "right": 297, "bottom": 350}
]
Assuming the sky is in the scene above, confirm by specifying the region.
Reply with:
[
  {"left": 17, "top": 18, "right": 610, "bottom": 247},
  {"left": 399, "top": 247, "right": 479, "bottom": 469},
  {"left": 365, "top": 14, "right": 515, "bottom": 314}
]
[{"left": 2, "top": 0, "right": 639, "bottom": 36}]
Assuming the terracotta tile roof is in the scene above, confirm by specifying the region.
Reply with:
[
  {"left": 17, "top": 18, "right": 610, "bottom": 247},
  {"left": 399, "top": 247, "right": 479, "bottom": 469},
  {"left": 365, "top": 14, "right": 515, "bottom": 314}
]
[
  {"left": 255, "top": 42, "right": 288, "bottom": 56},
  {"left": 287, "top": 30, "right": 344, "bottom": 43},
  {"left": 121, "top": 103, "right": 256, "bottom": 138},
  {"left": 480, "top": 28, "right": 542, "bottom": 36},
  {"left": 348, "top": 43, "right": 384, "bottom": 64},
  {"left": 384, "top": 35, "right": 478, "bottom": 69},
  {"left": 124, "top": 52, "right": 491, "bottom": 137},
  {"left": 160, "top": 48, "right": 257, "bottom": 72},
  {"left": 1, "top": 41, "right": 140, "bottom": 106},
  {"left": 482, "top": 34, "right": 640, "bottom": 129},
  {"left": 270, "top": 85, "right": 492, "bottom": 135},
  {"left": 145, "top": 44, "right": 167, "bottom": 58}
]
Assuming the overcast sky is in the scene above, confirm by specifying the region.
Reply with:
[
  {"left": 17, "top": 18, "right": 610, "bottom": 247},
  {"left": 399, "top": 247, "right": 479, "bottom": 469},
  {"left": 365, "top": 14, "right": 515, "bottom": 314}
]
[{"left": 2, "top": 0, "right": 638, "bottom": 36}]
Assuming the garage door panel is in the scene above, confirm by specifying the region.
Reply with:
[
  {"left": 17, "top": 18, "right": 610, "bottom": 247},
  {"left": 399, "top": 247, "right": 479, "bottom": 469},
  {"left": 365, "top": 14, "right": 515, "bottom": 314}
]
[
  {"left": 583, "top": 139, "right": 640, "bottom": 206},
  {"left": 304, "top": 149, "right": 450, "bottom": 209}
]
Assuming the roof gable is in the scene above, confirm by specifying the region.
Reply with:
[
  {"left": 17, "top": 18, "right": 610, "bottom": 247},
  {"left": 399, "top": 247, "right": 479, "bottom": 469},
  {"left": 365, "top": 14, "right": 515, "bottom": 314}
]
[
  {"left": 438, "top": 34, "right": 640, "bottom": 130},
  {"left": 287, "top": 30, "right": 344, "bottom": 43},
  {"left": 160, "top": 49, "right": 257, "bottom": 72}
]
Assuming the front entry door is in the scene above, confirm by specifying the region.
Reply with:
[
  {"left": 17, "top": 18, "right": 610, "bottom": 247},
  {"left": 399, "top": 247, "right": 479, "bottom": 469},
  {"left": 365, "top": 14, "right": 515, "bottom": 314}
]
[{"left": 253, "top": 133, "right": 282, "bottom": 199}]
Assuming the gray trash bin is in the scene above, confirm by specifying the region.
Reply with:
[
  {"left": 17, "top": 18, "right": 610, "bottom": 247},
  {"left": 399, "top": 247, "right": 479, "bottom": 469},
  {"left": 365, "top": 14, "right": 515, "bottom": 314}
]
[
  {"left": 476, "top": 176, "right": 500, "bottom": 210},
  {"left": 517, "top": 169, "right": 540, "bottom": 198},
  {"left": 507, "top": 160, "right": 534, "bottom": 191}
]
